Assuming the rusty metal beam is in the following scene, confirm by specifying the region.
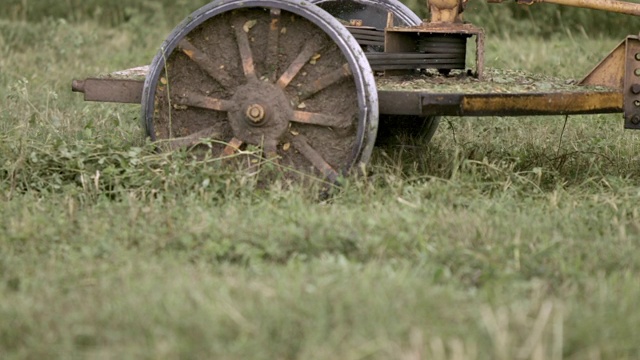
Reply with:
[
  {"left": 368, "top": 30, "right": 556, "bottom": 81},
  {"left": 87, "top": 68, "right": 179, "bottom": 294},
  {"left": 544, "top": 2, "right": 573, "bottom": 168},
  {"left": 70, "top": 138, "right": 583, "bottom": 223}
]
[
  {"left": 72, "top": 78, "right": 623, "bottom": 118},
  {"left": 71, "top": 78, "right": 144, "bottom": 104},
  {"left": 518, "top": 0, "right": 640, "bottom": 16},
  {"left": 379, "top": 90, "right": 623, "bottom": 117}
]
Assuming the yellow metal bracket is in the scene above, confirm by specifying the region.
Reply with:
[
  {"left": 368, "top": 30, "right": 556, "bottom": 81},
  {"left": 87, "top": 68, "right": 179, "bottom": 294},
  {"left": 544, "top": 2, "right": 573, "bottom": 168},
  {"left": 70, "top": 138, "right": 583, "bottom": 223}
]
[{"left": 580, "top": 35, "right": 640, "bottom": 128}]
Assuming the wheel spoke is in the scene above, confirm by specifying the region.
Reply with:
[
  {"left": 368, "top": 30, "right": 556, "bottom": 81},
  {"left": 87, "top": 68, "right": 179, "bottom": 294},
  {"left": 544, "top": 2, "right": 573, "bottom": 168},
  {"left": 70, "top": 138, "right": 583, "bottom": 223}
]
[
  {"left": 223, "top": 137, "right": 243, "bottom": 156},
  {"left": 178, "top": 39, "right": 233, "bottom": 89},
  {"left": 263, "top": 139, "right": 279, "bottom": 159},
  {"left": 148, "top": 5, "right": 375, "bottom": 185},
  {"left": 265, "top": 9, "right": 281, "bottom": 82},
  {"left": 164, "top": 127, "right": 223, "bottom": 150},
  {"left": 298, "top": 63, "right": 351, "bottom": 101},
  {"left": 276, "top": 34, "right": 325, "bottom": 89},
  {"left": 291, "top": 135, "right": 339, "bottom": 182},
  {"left": 291, "top": 111, "right": 348, "bottom": 128},
  {"left": 233, "top": 18, "right": 258, "bottom": 81},
  {"left": 174, "top": 89, "right": 236, "bottom": 111}
]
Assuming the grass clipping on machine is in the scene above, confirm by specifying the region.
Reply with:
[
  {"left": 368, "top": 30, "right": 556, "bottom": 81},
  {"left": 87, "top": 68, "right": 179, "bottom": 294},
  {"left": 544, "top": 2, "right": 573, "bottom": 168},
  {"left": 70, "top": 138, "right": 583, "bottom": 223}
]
[{"left": 376, "top": 68, "right": 612, "bottom": 94}]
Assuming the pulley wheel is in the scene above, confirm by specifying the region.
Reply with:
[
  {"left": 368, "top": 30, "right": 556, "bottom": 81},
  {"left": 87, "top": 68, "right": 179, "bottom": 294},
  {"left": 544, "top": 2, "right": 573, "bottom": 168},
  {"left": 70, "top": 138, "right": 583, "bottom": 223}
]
[
  {"left": 310, "top": 0, "right": 440, "bottom": 145},
  {"left": 141, "top": 0, "right": 378, "bottom": 183}
]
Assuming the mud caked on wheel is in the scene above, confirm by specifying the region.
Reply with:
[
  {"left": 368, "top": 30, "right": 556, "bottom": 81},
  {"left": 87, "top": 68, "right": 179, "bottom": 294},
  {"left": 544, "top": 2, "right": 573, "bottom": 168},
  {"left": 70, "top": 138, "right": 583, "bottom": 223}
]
[
  {"left": 141, "top": 0, "right": 378, "bottom": 184},
  {"left": 310, "top": 0, "right": 440, "bottom": 145}
]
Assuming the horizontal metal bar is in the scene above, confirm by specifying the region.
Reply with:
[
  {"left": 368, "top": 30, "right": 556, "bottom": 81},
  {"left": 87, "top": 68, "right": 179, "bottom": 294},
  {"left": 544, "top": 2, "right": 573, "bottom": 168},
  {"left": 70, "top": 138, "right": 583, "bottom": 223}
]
[
  {"left": 367, "top": 53, "right": 464, "bottom": 59},
  {"left": 347, "top": 28, "right": 383, "bottom": 36},
  {"left": 379, "top": 90, "right": 623, "bottom": 116},
  {"left": 72, "top": 77, "right": 623, "bottom": 118},
  {"left": 368, "top": 59, "right": 465, "bottom": 65},
  {"left": 72, "top": 78, "right": 144, "bottom": 104}
]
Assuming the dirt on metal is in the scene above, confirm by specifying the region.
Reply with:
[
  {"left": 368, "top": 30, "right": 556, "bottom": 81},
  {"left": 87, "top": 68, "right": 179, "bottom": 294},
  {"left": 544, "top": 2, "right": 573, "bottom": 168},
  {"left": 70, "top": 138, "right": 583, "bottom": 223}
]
[
  {"left": 152, "top": 8, "right": 361, "bottom": 181},
  {"left": 376, "top": 68, "right": 614, "bottom": 94}
]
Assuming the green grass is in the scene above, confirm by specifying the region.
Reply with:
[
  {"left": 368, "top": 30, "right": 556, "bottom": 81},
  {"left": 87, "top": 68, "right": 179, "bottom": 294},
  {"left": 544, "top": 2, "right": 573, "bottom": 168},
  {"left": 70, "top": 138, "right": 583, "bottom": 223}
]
[
  {"left": 2, "top": 5, "right": 640, "bottom": 360},
  {"left": 4, "top": 0, "right": 640, "bottom": 37}
]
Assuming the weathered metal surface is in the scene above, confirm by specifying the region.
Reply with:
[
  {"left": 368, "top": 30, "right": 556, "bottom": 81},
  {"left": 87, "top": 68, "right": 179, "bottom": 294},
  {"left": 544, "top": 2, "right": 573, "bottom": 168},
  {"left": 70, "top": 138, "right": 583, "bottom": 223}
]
[
  {"left": 311, "top": 0, "right": 423, "bottom": 29},
  {"left": 475, "top": 29, "right": 485, "bottom": 80},
  {"left": 276, "top": 33, "right": 324, "bottom": 89},
  {"left": 428, "top": 0, "right": 465, "bottom": 23},
  {"left": 140, "top": 0, "right": 380, "bottom": 183},
  {"left": 346, "top": 26, "right": 385, "bottom": 47},
  {"left": 233, "top": 17, "right": 258, "bottom": 81},
  {"left": 623, "top": 37, "right": 640, "bottom": 129},
  {"left": 385, "top": 23, "right": 485, "bottom": 79},
  {"left": 290, "top": 135, "right": 340, "bottom": 182},
  {"left": 366, "top": 52, "right": 466, "bottom": 70},
  {"left": 72, "top": 75, "right": 623, "bottom": 117},
  {"left": 298, "top": 63, "right": 352, "bottom": 100},
  {"left": 71, "top": 78, "right": 144, "bottom": 104},
  {"left": 108, "top": 66, "right": 149, "bottom": 79},
  {"left": 164, "top": 127, "right": 223, "bottom": 151},
  {"left": 517, "top": 0, "right": 640, "bottom": 16},
  {"left": 580, "top": 39, "right": 625, "bottom": 88},
  {"left": 266, "top": 9, "right": 281, "bottom": 82},
  {"left": 377, "top": 91, "right": 423, "bottom": 115},
  {"left": 377, "top": 67, "right": 607, "bottom": 93},
  {"left": 174, "top": 90, "right": 236, "bottom": 111},
  {"left": 583, "top": 35, "right": 640, "bottom": 128},
  {"left": 317, "top": 0, "right": 441, "bottom": 142},
  {"left": 178, "top": 38, "right": 234, "bottom": 88},
  {"left": 378, "top": 90, "right": 623, "bottom": 116}
]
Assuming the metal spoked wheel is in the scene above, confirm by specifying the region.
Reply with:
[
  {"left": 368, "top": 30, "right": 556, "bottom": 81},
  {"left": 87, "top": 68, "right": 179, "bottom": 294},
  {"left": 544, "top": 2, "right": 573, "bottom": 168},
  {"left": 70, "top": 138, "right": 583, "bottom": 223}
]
[
  {"left": 141, "top": 0, "right": 378, "bottom": 184},
  {"left": 310, "top": 0, "right": 440, "bottom": 145}
]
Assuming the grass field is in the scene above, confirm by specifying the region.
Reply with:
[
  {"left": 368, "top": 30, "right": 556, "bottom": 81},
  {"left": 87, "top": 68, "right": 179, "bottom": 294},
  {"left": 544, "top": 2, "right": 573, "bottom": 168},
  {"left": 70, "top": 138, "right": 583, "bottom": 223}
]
[{"left": 2, "top": 4, "right": 640, "bottom": 360}]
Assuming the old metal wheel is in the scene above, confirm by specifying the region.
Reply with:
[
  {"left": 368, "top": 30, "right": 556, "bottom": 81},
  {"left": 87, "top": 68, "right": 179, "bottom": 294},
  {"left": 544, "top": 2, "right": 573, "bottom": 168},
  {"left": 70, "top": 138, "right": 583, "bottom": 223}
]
[
  {"left": 311, "top": 0, "right": 440, "bottom": 145},
  {"left": 141, "top": 0, "right": 378, "bottom": 184},
  {"left": 310, "top": 0, "right": 421, "bottom": 28}
]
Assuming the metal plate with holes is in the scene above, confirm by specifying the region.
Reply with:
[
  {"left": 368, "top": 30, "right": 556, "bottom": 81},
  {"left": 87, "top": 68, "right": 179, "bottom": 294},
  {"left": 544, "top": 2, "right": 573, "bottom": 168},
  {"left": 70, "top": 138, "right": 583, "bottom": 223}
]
[{"left": 623, "top": 36, "right": 640, "bottom": 129}]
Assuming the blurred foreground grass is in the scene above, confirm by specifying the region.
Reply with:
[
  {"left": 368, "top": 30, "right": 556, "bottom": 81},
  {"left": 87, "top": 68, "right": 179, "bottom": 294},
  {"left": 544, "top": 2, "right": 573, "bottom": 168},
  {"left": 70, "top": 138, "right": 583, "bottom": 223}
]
[{"left": 2, "top": 4, "right": 640, "bottom": 360}]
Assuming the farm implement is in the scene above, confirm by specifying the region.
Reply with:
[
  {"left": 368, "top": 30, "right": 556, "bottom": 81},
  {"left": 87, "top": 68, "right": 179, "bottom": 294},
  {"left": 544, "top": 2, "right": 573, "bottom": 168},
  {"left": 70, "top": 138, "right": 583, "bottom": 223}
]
[{"left": 72, "top": 0, "right": 640, "bottom": 183}]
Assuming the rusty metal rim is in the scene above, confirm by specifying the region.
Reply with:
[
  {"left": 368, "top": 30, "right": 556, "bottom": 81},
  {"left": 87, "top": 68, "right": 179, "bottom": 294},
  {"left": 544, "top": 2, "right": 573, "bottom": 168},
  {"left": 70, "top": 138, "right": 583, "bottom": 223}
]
[
  {"left": 309, "top": 0, "right": 422, "bottom": 27},
  {"left": 141, "top": 0, "right": 379, "bottom": 173}
]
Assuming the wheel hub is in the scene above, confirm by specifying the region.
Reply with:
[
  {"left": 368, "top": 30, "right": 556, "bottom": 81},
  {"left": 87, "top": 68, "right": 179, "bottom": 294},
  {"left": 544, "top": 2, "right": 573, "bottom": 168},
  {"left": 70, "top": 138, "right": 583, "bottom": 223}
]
[
  {"left": 228, "top": 82, "right": 292, "bottom": 145},
  {"left": 245, "top": 104, "right": 266, "bottom": 125}
]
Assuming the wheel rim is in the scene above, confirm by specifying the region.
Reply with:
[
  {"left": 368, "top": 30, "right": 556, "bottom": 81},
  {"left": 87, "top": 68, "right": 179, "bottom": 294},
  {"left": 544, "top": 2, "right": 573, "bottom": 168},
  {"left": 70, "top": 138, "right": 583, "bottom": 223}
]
[
  {"left": 141, "top": 0, "right": 378, "bottom": 182},
  {"left": 310, "top": 0, "right": 422, "bottom": 28}
]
